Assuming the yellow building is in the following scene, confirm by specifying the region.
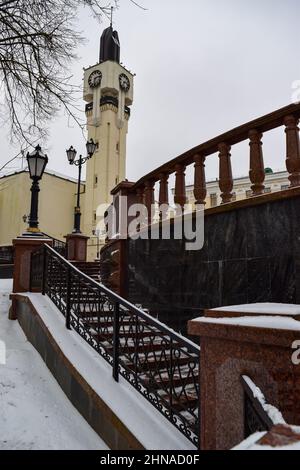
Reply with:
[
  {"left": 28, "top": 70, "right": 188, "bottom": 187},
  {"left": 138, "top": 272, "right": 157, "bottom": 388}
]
[
  {"left": 0, "top": 170, "right": 83, "bottom": 246},
  {"left": 0, "top": 25, "right": 134, "bottom": 261}
]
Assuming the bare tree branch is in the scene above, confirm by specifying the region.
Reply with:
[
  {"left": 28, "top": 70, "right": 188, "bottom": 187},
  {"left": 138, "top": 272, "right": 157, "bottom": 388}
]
[{"left": 0, "top": 0, "right": 121, "bottom": 145}]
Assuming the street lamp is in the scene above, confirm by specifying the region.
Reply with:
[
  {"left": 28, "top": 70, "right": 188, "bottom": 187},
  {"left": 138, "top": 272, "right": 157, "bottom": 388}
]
[
  {"left": 67, "top": 138, "right": 97, "bottom": 234},
  {"left": 92, "top": 228, "right": 101, "bottom": 259},
  {"left": 26, "top": 145, "right": 48, "bottom": 234}
]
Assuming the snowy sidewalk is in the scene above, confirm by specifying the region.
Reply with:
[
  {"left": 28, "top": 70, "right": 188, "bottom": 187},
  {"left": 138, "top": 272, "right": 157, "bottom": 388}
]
[{"left": 0, "top": 279, "right": 108, "bottom": 450}]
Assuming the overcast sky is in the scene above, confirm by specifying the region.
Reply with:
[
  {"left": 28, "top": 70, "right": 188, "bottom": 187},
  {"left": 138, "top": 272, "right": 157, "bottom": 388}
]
[{"left": 1, "top": 0, "right": 300, "bottom": 185}]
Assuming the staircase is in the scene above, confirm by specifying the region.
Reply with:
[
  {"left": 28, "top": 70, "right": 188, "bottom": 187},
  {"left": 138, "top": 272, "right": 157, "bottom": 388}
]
[
  {"left": 31, "top": 247, "right": 199, "bottom": 446},
  {"left": 79, "top": 301, "right": 199, "bottom": 431},
  {"left": 70, "top": 259, "right": 199, "bottom": 435},
  {"left": 71, "top": 260, "right": 101, "bottom": 282}
]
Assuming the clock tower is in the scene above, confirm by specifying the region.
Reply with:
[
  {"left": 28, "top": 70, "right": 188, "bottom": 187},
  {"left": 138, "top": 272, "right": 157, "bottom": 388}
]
[{"left": 83, "top": 25, "right": 134, "bottom": 259}]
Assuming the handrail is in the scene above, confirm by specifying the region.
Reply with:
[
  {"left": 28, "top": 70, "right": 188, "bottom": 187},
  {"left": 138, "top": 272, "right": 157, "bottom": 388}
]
[
  {"left": 30, "top": 244, "right": 200, "bottom": 447},
  {"left": 241, "top": 375, "right": 277, "bottom": 438},
  {"left": 48, "top": 245, "right": 199, "bottom": 351},
  {"left": 111, "top": 103, "right": 300, "bottom": 217},
  {"left": 132, "top": 103, "right": 300, "bottom": 189},
  {"left": 42, "top": 233, "right": 67, "bottom": 257},
  {"left": 46, "top": 245, "right": 200, "bottom": 351}
]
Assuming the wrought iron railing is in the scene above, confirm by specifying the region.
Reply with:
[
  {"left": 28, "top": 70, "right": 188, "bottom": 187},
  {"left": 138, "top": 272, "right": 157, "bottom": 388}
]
[
  {"left": 30, "top": 244, "right": 200, "bottom": 447},
  {"left": 0, "top": 245, "right": 14, "bottom": 264},
  {"left": 42, "top": 233, "right": 67, "bottom": 257},
  {"left": 242, "top": 376, "right": 275, "bottom": 438}
]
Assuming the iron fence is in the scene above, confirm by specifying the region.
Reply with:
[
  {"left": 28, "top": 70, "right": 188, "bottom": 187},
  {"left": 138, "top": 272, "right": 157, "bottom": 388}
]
[
  {"left": 30, "top": 244, "right": 200, "bottom": 447},
  {"left": 0, "top": 245, "right": 14, "bottom": 264}
]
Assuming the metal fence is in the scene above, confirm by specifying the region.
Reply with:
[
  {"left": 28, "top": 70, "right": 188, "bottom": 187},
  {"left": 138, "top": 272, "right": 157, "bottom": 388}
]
[{"left": 30, "top": 244, "right": 200, "bottom": 447}]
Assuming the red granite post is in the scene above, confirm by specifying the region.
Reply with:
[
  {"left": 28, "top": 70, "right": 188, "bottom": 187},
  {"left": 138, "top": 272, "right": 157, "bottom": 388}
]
[
  {"left": 188, "top": 306, "right": 300, "bottom": 450},
  {"left": 65, "top": 233, "right": 89, "bottom": 262},
  {"left": 10, "top": 236, "right": 53, "bottom": 320}
]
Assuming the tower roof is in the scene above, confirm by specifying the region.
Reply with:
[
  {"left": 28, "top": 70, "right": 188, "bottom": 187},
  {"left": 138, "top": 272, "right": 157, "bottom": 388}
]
[{"left": 99, "top": 26, "right": 120, "bottom": 64}]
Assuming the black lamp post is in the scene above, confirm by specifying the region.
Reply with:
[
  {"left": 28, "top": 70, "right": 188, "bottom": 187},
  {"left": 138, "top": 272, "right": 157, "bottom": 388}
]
[
  {"left": 66, "top": 139, "right": 97, "bottom": 234},
  {"left": 26, "top": 145, "right": 48, "bottom": 234}
]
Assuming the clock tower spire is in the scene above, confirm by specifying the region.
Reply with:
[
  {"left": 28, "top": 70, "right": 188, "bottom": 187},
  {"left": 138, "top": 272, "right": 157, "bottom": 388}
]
[{"left": 83, "top": 25, "right": 134, "bottom": 260}]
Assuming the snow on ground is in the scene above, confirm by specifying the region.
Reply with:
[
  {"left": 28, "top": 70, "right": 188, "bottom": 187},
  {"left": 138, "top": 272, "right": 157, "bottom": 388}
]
[{"left": 0, "top": 280, "right": 108, "bottom": 450}]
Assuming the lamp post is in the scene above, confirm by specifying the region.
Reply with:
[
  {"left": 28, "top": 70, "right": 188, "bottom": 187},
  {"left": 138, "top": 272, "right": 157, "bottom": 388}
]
[
  {"left": 26, "top": 145, "right": 48, "bottom": 234},
  {"left": 92, "top": 228, "right": 101, "bottom": 259},
  {"left": 66, "top": 139, "right": 97, "bottom": 234}
]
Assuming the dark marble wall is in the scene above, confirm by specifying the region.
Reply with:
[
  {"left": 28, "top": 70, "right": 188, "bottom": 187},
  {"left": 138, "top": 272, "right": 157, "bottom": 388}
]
[{"left": 127, "top": 196, "right": 300, "bottom": 335}]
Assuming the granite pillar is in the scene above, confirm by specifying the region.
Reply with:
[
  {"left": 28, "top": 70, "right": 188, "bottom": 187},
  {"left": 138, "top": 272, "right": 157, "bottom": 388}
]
[{"left": 188, "top": 305, "right": 300, "bottom": 450}]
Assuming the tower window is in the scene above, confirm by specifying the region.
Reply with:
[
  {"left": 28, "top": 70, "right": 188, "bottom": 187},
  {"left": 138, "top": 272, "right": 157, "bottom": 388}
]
[
  {"left": 116, "top": 142, "right": 120, "bottom": 153},
  {"left": 94, "top": 175, "right": 98, "bottom": 187},
  {"left": 93, "top": 211, "right": 97, "bottom": 223}
]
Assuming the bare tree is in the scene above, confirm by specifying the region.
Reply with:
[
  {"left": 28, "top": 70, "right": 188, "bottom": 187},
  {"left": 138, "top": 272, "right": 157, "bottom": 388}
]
[{"left": 0, "top": 0, "right": 122, "bottom": 144}]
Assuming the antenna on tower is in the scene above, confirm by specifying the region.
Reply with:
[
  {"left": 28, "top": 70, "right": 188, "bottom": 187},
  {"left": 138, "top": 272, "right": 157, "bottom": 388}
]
[{"left": 110, "top": 6, "right": 114, "bottom": 27}]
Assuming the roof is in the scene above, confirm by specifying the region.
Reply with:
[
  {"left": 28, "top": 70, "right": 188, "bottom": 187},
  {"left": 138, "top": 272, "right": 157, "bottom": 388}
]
[{"left": 0, "top": 168, "right": 86, "bottom": 185}]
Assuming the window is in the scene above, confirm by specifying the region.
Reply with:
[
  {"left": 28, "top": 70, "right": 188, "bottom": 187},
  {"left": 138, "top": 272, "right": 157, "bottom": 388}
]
[
  {"left": 281, "top": 184, "right": 289, "bottom": 191},
  {"left": 94, "top": 175, "right": 98, "bottom": 187},
  {"left": 231, "top": 192, "right": 236, "bottom": 202},
  {"left": 246, "top": 190, "right": 253, "bottom": 198},
  {"left": 210, "top": 193, "right": 217, "bottom": 207},
  {"left": 264, "top": 187, "right": 271, "bottom": 194},
  {"left": 93, "top": 211, "right": 97, "bottom": 223}
]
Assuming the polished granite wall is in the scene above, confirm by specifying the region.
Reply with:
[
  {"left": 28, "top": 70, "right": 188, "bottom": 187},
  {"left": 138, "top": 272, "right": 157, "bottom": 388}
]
[{"left": 127, "top": 195, "right": 300, "bottom": 335}]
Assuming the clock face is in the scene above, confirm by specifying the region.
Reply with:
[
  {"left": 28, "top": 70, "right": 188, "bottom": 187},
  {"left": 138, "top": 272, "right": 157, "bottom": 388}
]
[
  {"left": 119, "top": 73, "right": 130, "bottom": 92},
  {"left": 88, "top": 70, "right": 102, "bottom": 88}
]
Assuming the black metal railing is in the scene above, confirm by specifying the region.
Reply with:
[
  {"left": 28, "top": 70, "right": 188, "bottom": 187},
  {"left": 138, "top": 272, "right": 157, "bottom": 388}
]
[
  {"left": 42, "top": 233, "right": 67, "bottom": 258},
  {"left": 0, "top": 245, "right": 14, "bottom": 264},
  {"left": 242, "top": 376, "right": 275, "bottom": 438},
  {"left": 30, "top": 244, "right": 200, "bottom": 447}
]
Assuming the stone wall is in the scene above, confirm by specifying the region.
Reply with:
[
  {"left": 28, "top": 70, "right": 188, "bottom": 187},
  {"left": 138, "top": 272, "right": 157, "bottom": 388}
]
[{"left": 127, "top": 192, "right": 300, "bottom": 335}]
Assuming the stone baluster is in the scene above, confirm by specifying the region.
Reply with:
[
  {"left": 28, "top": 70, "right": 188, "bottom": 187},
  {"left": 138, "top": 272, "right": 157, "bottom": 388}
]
[
  {"left": 249, "top": 129, "right": 265, "bottom": 196},
  {"left": 284, "top": 115, "right": 300, "bottom": 187},
  {"left": 194, "top": 154, "right": 207, "bottom": 205},
  {"left": 218, "top": 142, "right": 233, "bottom": 204},
  {"left": 159, "top": 172, "right": 169, "bottom": 220},
  {"left": 174, "top": 164, "right": 187, "bottom": 211},
  {"left": 144, "top": 180, "right": 155, "bottom": 224}
]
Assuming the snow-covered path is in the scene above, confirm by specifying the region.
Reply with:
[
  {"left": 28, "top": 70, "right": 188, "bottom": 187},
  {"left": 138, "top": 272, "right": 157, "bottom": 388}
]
[{"left": 0, "top": 280, "right": 108, "bottom": 450}]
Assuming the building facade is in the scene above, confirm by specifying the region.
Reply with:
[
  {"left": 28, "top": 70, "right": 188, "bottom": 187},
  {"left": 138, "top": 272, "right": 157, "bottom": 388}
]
[
  {"left": 0, "top": 170, "right": 81, "bottom": 246},
  {"left": 0, "top": 25, "right": 134, "bottom": 261}
]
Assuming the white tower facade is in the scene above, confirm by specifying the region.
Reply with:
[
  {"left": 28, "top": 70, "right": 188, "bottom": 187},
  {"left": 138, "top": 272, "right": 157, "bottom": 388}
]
[{"left": 83, "top": 27, "right": 134, "bottom": 259}]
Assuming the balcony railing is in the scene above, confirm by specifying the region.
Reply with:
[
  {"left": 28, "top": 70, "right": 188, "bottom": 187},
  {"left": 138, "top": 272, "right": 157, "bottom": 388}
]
[
  {"left": 30, "top": 244, "right": 200, "bottom": 447},
  {"left": 120, "top": 103, "right": 300, "bottom": 219}
]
